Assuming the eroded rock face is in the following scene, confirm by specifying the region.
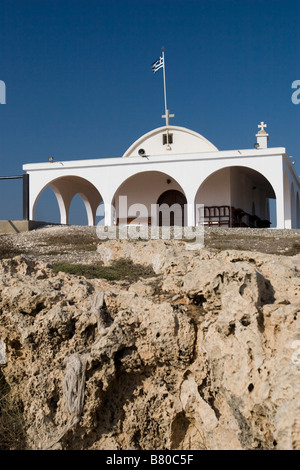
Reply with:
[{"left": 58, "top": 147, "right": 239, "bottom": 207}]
[{"left": 0, "top": 243, "right": 299, "bottom": 450}]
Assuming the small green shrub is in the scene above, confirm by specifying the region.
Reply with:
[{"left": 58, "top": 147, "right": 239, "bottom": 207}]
[
  {"left": 284, "top": 241, "right": 300, "bottom": 256},
  {"left": 52, "top": 258, "right": 156, "bottom": 282}
]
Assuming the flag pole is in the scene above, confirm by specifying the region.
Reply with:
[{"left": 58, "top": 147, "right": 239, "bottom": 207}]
[{"left": 162, "top": 46, "right": 168, "bottom": 119}]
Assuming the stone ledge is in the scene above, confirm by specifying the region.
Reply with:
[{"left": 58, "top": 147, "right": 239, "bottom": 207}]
[{"left": 0, "top": 220, "right": 57, "bottom": 234}]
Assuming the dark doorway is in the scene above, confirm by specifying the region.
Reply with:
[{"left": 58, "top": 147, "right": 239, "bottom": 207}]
[{"left": 157, "top": 190, "right": 187, "bottom": 226}]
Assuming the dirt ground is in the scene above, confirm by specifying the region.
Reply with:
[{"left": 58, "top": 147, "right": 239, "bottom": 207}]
[{"left": 0, "top": 225, "right": 299, "bottom": 264}]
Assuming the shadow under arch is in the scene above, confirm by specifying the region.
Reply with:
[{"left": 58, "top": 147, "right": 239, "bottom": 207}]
[
  {"left": 194, "top": 165, "right": 276, "bottom": 228},
  {"left": 32, "top": 175, "right": 103, "bottom": 226},
  {"left": 111, "top": 170, "right": 186, "bottom": 226}
]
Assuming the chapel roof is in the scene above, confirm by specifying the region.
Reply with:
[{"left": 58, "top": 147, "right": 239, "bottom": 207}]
[{"left": 122, "top": 125, "right": 218, "bottom": 158}]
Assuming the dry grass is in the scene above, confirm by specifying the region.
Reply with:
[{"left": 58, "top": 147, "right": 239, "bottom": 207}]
[
  {"left": 204, "top": 231, "right": 300, "bottom": 256},
  {"left": 0, "top": 238, "right": 22, "bottom": 260},
  {"left": 36, "top": 231, "right": 99, "bottom": 252},
  {"left": 0, "top": 372, "right": 28, "bottom": 450}
]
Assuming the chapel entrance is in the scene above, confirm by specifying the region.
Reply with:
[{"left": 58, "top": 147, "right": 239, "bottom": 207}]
[
  {"left": 157, "top": 190, "right": 187, "bottom": 226},
  {"left": 112, "top": 171, "right": 186, "bottom": 226}
]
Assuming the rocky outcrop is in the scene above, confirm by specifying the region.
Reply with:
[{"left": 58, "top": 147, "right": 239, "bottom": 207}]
[{"left": 0, "top": 240, "right": 299, "bottom": 450}]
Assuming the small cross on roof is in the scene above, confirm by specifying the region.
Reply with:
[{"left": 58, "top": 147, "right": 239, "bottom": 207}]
[
  {"left": 162, "top": 109, "right": 174, "bottom": 126},
  {"left": 258, "top": 121, "right": 267, "bottom": 132}
]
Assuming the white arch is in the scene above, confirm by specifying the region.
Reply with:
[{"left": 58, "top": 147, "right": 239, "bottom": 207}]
[
  {"left": 111, "top": 170, "right": 186, "bottom": 226},
  {"left": 51, "top": 184, "right": 68, "bottom": 225},
  {"left": 194, "top": 165, "right": 276, "bottom": 227},
  {"left": 32, "top": 176, "right": 103, "bottom": 226},
  {"left": 33, "top": 185, "right": 62, "bottom": 224},
  {"left": 78, "top": 192, "right": 94, "bottom": 227},
  {"left": 33, "top": 182, "right": 69, "bottom": 224}
]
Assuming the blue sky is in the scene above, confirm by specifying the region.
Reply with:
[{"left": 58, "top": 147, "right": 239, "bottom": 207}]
[{"left": 0, "top": 0, "right": 299, "bottom": 224}]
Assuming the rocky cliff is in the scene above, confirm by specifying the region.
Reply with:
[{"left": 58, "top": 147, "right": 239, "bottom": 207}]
[{"left": 0, "top": 234, "right": 299, "bottom": 450}]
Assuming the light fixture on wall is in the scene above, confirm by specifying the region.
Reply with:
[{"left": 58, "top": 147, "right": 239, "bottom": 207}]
[
  {"left": 254, "top": 143, "right": 260, "bottom": 149},
  {"left": 138, "top": 148, "right": 146, "bottom": 157},
  {"left": 48, "top": 156, "right": 54, "bottom": 162}
]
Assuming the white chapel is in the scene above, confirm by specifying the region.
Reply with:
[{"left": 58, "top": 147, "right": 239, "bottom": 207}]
[{"left": 23, "top": 117, "right": 300, "bottom": 230}]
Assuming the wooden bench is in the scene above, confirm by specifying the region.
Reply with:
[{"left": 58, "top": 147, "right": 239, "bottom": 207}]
[
  {"left": 203, "top": 206, "right": 232, "bottom": 227},
  {"left": 202, "top": 206, "right": 271, "bottom": 228}
]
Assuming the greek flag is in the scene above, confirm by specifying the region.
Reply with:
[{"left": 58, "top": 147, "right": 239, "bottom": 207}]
[{"left": 152, "top": 56, "right": 164, "bottom": 73}]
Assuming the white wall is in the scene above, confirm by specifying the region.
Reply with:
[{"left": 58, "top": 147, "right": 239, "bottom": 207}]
[
  {"left": 195, "top": 167, "right": 231, "bottom": 207},
  {"left": 24, "top": 146, "right": 296, "bottom": 228}
]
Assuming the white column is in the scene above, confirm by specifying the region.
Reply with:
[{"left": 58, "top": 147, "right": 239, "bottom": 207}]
[
  {"left": 186, "top": 197, "right": 195, "bottom": 226},
  {"left": 80, "top": 193, "right": 94, "bottom": 226},
  {"left": 276, "top": 194, "right": 285, "bottom": 229},
  {"left": 104, "top": 201, "right": 113, "bottom": 226}
]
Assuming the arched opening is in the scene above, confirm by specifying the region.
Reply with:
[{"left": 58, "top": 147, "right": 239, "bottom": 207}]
[
  {"left": 34, "top": 186, "right": 61, "bottom": 223},
  {"left": 157, "top": 190, "right": 187, "bottom": 226},
  {"left": 112, "top": 171, "right": 186, "bottom": 226},
  {"left": 96, "top": 201, "right": 105, "bottom": 226},
  {"left": 68, "top": 194, "right": 89, "bottom": 226},
  {"left": 32, "top": 176, "right": 103, "bottom": 226},
  {"left": 195, "top": 166, "right": 276, "bottom": 228}
]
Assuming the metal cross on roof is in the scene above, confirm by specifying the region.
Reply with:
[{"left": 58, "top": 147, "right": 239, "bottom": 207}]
[{"left": 162, "top": 109, "right": 174, "bottom": 126}]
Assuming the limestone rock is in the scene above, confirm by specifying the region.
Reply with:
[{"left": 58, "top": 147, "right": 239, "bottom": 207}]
[{"left": 0, "top": 246, "right": 299, "bottom": 450}]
